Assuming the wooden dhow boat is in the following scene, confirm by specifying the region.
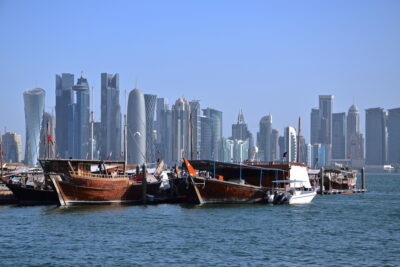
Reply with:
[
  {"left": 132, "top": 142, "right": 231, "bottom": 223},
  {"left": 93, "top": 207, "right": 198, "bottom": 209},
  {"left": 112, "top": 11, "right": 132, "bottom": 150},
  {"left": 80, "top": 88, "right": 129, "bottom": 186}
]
[
  {"left": 183, "top": 159, "right": 288, "bottom": 204},
  {"left": 39, "top": 159, "right": 161, "bottom": 206}
]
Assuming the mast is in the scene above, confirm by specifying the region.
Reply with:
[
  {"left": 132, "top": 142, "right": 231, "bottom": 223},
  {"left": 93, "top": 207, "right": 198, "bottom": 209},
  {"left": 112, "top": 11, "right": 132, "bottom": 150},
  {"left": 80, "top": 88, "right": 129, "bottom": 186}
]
[
  {"left": 90, "top": 86, "right": 94, "bottom": 160},
  {"left": 123, "top": 90, "right": 128, "bottom": 173},
  {"left": 47, "top": 122, "right": 50, "bottom": 158}
]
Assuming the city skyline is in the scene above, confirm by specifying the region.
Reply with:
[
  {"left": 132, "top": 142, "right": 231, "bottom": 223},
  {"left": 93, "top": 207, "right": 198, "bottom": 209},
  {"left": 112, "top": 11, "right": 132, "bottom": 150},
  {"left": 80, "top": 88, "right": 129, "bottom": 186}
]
[{"left": 0, "top": 0, "right": 399, "bottom": 144}]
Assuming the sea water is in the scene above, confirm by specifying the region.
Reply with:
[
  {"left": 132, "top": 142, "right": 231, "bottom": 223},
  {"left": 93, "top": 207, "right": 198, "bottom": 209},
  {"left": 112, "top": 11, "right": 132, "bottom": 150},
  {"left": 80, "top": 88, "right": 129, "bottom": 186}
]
[{"left": 0, "top": 174, "right": 399, "bottom": 266}]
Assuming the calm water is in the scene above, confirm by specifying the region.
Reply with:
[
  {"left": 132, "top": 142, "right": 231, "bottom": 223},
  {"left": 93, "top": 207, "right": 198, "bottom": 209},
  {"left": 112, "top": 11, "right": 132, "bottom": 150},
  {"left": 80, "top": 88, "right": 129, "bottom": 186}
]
[{"left": 1, "top": 174, "right": 399, "bottom": 266}]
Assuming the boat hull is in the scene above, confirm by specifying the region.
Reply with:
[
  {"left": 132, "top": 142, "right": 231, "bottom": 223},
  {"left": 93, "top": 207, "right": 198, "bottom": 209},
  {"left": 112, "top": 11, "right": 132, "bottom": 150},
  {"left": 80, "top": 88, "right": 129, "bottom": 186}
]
[
  {"left": 288, "top": 191, "right": 317, "bottom": 204},
  {"left": 6, "top": 183, "right": 58, "bottom": 205},
  {"left": 189, "top": 176, "right": 266, "bottom": 204},
  {"left": 50, "top": 174, "right": 161, "bottom": 206}
]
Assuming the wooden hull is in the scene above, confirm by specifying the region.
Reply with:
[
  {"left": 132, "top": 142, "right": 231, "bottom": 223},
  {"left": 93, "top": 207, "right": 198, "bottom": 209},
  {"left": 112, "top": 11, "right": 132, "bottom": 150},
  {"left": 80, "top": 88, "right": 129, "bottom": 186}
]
[
  {"left": 189, "top": 176, "right": 266, "bottom": 204},
  {"left": 50, "top": 174, "right": 161, "bottom": 206},
  {"left": 6, "top": 183, "right": 58, "bottom": 205}
]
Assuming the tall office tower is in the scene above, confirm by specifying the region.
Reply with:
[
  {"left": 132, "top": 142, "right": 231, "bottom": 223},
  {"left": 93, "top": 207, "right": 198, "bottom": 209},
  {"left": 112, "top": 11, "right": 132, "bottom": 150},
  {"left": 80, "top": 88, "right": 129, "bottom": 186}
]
[
  {"left": 271, "top": 129, "right": 280, "bottom": 161},
  {"left": 39, "top": 112, "right": 56, "bottom": 158},
  {"left": 258, "top": 115, "right": 272, "bottom": 162},
  {"left": 72, "top": 75, "right": 90, "bottom": 159},
  {"left": 347, "top": 105, "right": 364, "bottom": 163},
  {"left": 127, "top": 89, "right": 146, "bottom": 165},
  {"left": 319, "top": 95, "right": 334, "bottom": 145},
  {"left": 155, "top": 98, "right": 168, "bottom": 142},
  {"left": 156, "top": 100, "right": 172, "bottom": 164},
  {"left": 284, "top": 126, "right": 297, "bottom": 163},
  {"left": 55, "top": 73, "right": 74, "bottom": 158},
  {"left": 332, "top": 112, "right": 346, "bottom": 159},
  {"left": 189, "top": 100, "right": 201, "bottom": 160},
  {"left": 278, "top": 136, "right": 285, "bottom": 160},
  {"left": 1, "top": 132, "right": 22, "bottom": 163},
  {"left": 365, "top": 108, "right": 387, "bottom": 165},
  {"left": 231, "top": 110, "right": 252, "bottom": 159},
  {"left": 203, "top": 108, "right": 223, "bottom": 161},
  {"left": 100, "top": 73, "right": 121, "bottom": 160},
  {"left": 297, "top": 135, "right": 307, "bottom": 164},
  {"left": 171, "top": 98, "right": 191, "bottom": 162},
  {"left": 310, "top": 108, "right": 320, "bottom": 144},
  {"left": 144, "top": 94, "right": 157, "bottom": 163},
  {"left": 200, "top": 116, "right": 213, "bottom": 160},
  {"left": 387, "top": 108, "right": 400, "bottom": 164},
  {"left": 306, "top": 144, "right": 312, "bottom": 167},
  {"left": 23, "top": 88, "right": 46, "bottom": 166}
]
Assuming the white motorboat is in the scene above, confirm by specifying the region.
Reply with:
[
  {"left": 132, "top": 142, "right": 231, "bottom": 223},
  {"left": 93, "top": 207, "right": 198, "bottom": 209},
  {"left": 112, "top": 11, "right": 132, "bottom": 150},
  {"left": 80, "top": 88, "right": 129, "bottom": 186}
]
[{"left": 267, "top": 180, "right": 317, "bottom": 204}]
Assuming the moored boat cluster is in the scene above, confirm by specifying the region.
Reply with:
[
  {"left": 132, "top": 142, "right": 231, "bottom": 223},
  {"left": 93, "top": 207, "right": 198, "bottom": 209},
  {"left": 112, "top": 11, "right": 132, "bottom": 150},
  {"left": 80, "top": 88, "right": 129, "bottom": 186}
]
[{"left": 1, "top": 158, "right": 366, "bottom": 206}]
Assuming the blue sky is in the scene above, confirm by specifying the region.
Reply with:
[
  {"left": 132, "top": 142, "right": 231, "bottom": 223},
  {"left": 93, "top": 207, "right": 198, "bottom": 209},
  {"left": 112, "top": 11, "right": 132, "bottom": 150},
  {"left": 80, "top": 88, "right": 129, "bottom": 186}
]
[{"left": 0, "top": 0, "right": 399, "bottom": 144}]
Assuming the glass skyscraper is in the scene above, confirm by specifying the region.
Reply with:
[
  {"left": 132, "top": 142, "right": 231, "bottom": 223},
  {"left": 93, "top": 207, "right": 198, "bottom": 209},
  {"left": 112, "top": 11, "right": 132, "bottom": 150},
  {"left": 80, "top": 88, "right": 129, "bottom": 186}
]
[{"left": 23, "top": 88, "right": 45, "bottom": 166}]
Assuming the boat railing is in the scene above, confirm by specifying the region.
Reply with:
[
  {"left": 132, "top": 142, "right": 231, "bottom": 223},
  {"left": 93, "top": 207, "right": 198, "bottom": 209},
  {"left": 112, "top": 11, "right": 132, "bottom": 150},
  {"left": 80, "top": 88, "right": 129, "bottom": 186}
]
[{"left": 69, "top": 171, "right": 131, "bottom": 179}]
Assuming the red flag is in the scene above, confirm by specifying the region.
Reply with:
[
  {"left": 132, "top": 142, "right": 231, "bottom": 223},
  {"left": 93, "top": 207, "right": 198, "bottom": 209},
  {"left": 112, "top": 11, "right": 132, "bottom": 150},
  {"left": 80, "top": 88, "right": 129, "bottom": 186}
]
[{"left": 47, "top": 136, "right": 53, "bottom": 143}]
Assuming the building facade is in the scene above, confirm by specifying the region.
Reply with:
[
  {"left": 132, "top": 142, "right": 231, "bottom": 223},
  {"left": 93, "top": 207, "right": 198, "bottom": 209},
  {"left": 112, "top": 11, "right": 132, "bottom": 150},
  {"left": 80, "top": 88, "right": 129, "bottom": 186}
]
[
  {"left": 387, "top": 108, "right": 400, "bottom": 165},
  {"left": 100, "top": 73, "right": 121, "bottom": 160},
  {"left": 202, "top": 108, "right": 223, "bottom": 161},
  {"left": 72, "top": 76, "right": 91, "bottom": 159},
  {"left": 55, "top": 73, "right": 74, "bottom": 158},
  {"left": 144, "top": 94, "right": 157, "bottom": 163},
  {"left": 332, "top": 112, "right": 346, "bottom": 159},
  {"left": 1, "top": 132, "right": 22, "bottom": 163},
  {"left": 23, "top": 88, "right": 46, "bottom": 166},
  {"left": 284, "top": 126, "right": 297, "bottom": 163},
  {"left": 365, "top": 108, "right": 386, "bottom": 166},
  {"left": 39, "top": 112, "right": 56, "bottom": 158},
  {"left": 127, "top": 89, "right": 146, "bottom": 165},
  {"left": 172, "top": 98, "right": 191, "bottom": 162},
  {"left": 258, "top": 115, "right": 272, "bottom": 162}
]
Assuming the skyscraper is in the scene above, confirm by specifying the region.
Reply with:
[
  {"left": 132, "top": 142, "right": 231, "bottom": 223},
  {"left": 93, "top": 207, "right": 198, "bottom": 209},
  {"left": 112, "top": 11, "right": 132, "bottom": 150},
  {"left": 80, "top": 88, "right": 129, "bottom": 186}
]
[
  {"left": 23, "top": 88, "right": 46, "bottom": 166},
  {"left": 127, "top": 89, "right": 146, "bottom": 165},
  {"left": 144, "top": 94, "right": 157, "bottom": 163},
  {"left": 202, "top": 108, "right": 223, "bottom": 161},
  {"left": 72, "top": 76, "right": 90, "bottom": 159},
  {"left": 155, "top": 98, "right": 168, "bottom": 142},
  {"left": 1, "top": 132, "right": 22, "bottom": 163},
  {"left": 231, "top": 110, "right": 252, "bottom": 159},
  {"left": 258, "top": 115, "right": 272, "bottom": 162},
  {"left": 365, "top": 108, "right": 386, "bottom": 165},
  {"left": 271, "top": 129, "right": 280, "bottom": 161},
  {"left": 332, "top": 112, "right": 346, "bottom": 159},
  {"left": 310, "top": 108, "right": 320, "bottom": 144},
  {"left": 189, "top": 100, "right": 201, "bottom": 160},
  {"left": 284, "top": 126, "right": 297, "bottom": 163},
  {"left": 200, "top": 116, "right": 213, "bottom": 160},
  {"left": 156, "top": 99, "right": 172, "bottom": 164},
  {"left": 387, "top": 108, "right": 400, "bottom": 164},
  {"left": 319, "top": 95, "right": 334, "bottom": 145},
  {"left": 172, "top": 98, "right": 191, "bottom": 162},
  {"left": 39, "top": 112, "right": 56, "bottom": 158},
  {"left": 55, "top": 73, "right": 74, "bottom": 158},
  {"left": 347, "top": 105, "right": 363, "bottom": 165},
  {"left": 100, "top": 73, "right": 121, "bottom": 160}
]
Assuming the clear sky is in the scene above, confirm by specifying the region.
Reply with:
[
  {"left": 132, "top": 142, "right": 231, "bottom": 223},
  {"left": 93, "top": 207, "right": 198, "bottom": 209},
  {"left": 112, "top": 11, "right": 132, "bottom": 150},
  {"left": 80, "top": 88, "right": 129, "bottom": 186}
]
[{"left": 0, "top": 0, "right": 399, "bottom": 145}]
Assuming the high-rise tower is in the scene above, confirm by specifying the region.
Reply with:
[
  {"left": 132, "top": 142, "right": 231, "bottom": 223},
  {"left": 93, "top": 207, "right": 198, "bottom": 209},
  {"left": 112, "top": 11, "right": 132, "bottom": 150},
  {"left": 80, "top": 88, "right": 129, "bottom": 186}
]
[
  {"left": 100, "top": 73, "right": 121, "bottom": 160},
  {"left": 144, "top": 94, "right": 157, "bottom": 163},
  {"left": 23, "top": 88, "right": 46, "bottom": 166},
  {"left": 127, "top": 89, "right": 146, "bottom": 165},
  {"left": 387, "top": 108, "right": 400, "bottom": 164},
  {"left": 365, "top": 108, "right": 386, "bottom": 165},
  {"left": 72, "top": 76, "right": 90, "bottom": 159},
  {"left": 55, "top": 73, "right": 74, "bottom": 158},
  {"left": 172, "top": 98, "right": 191, "bottom": 162}
]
